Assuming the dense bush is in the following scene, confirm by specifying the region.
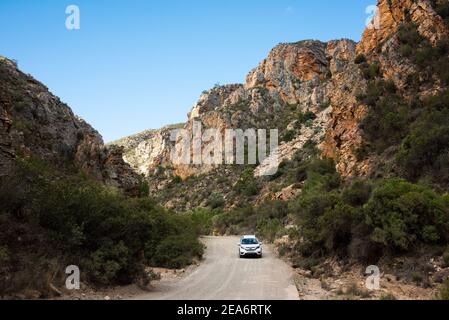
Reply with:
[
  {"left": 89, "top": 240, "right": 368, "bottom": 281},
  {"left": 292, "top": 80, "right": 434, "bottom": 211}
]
[
  {"left": 234, "top": 167, "right": 260, "bottom": 197},
  {"left": 397, "top": 111, "right": 449, "bottom": 181},
  {"left": 150, "top": 234, "right": 203, "bottom": 269},
  {"left": 281, "top": 129, "right": 296, "bottom": 142},
  {"left": 342, "top": 180, "right": 372, "bottom": 207},
  {"left": 360, "top": 62, "right": 381, "bottom": 80},
  {"left": 354, "top": 54, "right": 367, "bottom": 64},
  {"left": 187, "top": 208, "right": 218, "bottom": 235},
  {"left": 396, "top": 92, "right": 449, "bottom": 187},
  {"left": 256, "top": 218, "right": 282, "bottom": 242},
  {"left": 363, "top": 179, "right": 449, "bottom": 251},
  {"left": 438, "top": 280, "right": 449, "bottom": 300},
  {"left": 357, "top": 78, "right": 411, "bottom": 154},
  {"left": 0, "top": 158, "right": 203, "bottom": 293},
  {"left": 301, "top": 158, "right": 341, "bottom": 193},
  {"left": 206, "top": 192, "right": 225, "bottom": 209},
  {"left": 297, "top": 111, "right": 317, "bottom": 124},
  {"left": 397, "top": 21, "right": 449, "bottom": 85},
  {"left": 289, "top": 157, "right": 449, "bottom": 261},
  {"left": 214, "top": 206, "right": 256, "bottom": 235},
  {"left": 212, "top": 200, "right": 289, "bottom": 241}
]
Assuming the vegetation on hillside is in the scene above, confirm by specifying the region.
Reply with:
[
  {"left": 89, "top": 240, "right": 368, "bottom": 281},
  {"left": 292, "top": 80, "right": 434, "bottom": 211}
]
[
  {"left": 355, "top": 18, "right": 449, "bottom": 192},
  {"left": 0, "top": 158, "right": 203, "bottom": 297}
]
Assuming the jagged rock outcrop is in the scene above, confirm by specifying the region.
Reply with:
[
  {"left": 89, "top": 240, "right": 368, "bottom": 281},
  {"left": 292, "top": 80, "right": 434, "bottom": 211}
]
[
  {"left": 110, "top": 125, "right": 183, "bottom": 177},
  {"left": 320, "top": 40, "right": 370, "bottom": 177},
  {"left": 110, "top": 0, "right": 449, "bottom": 207},
  {"left": 245, "top": 40, "right": 329, "bottom": 106},
  {"left": 0, "top": 56, "right": 140, "bottom": 195},
  {"left": 357, "top": 0, "right": 448, "bottom": 55},
  {"left": 113, "top": 39, "right": 355, "bottom": 180}
]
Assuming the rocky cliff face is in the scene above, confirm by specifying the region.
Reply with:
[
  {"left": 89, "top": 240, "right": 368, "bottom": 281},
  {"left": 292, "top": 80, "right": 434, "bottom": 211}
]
[
  {"left": 0, "top": 56, "right": 140, "bottom": 195},
  {"left": 357, "top": 0, "right": 448, "bottom": 55},
  {"left": 114, "top": 39, "right": 362, "bottom": 181},
  {"left": 111, "top": 0, "right": 449, "bottom": 208}
]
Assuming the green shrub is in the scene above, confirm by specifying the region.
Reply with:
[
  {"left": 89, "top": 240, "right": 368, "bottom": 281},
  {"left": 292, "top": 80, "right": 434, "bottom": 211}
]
[
  {"left": 257, "top": 200, "right": 289, "bottom": 220},
  {"left": 358, "top": 80, "right": 396, "bottom": 107},
  {"left": 293, "top": 256, "right": 320, "bottom": 270},
  {"left": 172, "top": 176, "right": 182, "bottom": 184},
  {"left": 0, "top": 158, "right": 204, "bottom": 290},
  {"left": 297, "top": 111, "right": 317, "bottom": 124},
  {"left": 87, "top": 242, "right": 131, "bottom": 285},
  {"left": 396, "top": 21, "right": 449, "bottom": 84},
  {"left": 435, "top": 0, "right": 449, "bottom": 28},
  {"left": 342, "top": 180, "right": 372, "bottom": 207},
  {"left": 354, "top": 54, "right": 367, "bottom": 64},
  {"left": 151, "top": 234, "right": 204, "bottom": 269},
  {"left": 360, "top": 93, "right": 409, "bottom": 153},
  {"left": 138, "top": 180, "right": 150, "bottom": 197},
  {"left": 207, "top": 192, "right": 225, "bottom": 209},
  {"left": 411, "top": 272, "right": 424, "bottom": 284},
  {"left": 290, "top": 160, "right": 449, "bottom": 261},
  {"left": 438, "top": 280, "right": 449, "bottom": 300},
  {"left": 400, "top": 44, "right": 413, "bottom": 57},
  {"left": 234, "top": 167, "right": 260, "bottom": 197},
  {"left": 361, "top": 62, "right": 381, "bottom": 80},
  {"left": 302, "top": 158, "right": 341, "bottom": 193},
  {"left": 214, "top": 206, "right": 256, "bottom": 235},
  {"left": 363, "top": 179, "right": 449, "bottom": 251},
  {"left": 282, "top": 129, "right": 296, "bottom": 142},
  {"left": 317, "top": 201, "right": 358, "bottom": 252},
  {"left": 379, "top": 293, "right": 397, "bottom": 300},
  {"left": 291, "top": 192, "right": 340, "bottom": 245},
  {"left": 397, "top": 23, "right": 423, "bottom": 47},
  {"left": 187, "top": 208, "right": 216, "bottom": 235},
  {"left": 353, "top": 143, "right": 371, "bottom": 161},
  {"left": 256, "top": 218, "right": 282, "bottom": 242},
  {"left": 396, "top": 109, "right": 449, "bottom": 184},
  {"left": 436, "top": 1, "right": 449, "bottom": 18},
  {"left": 442, "top": 246, "right": 449, "bottom": 268},
  {"left": 213, "top": 200, "right": 289, "bottom": 239},
  {"left": 0, "top": 246, "right": 9, "bottom": 264}
]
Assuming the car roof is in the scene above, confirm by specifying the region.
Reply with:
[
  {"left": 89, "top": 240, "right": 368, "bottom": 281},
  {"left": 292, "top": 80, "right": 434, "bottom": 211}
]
[{"left": 242, "top": 235, "right": 257, "bottom": 239}]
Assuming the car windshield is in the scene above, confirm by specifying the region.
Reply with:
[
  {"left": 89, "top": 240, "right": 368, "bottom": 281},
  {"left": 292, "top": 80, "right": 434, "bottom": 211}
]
[{"left": 241, "top": 238, "right": 258, "bottom": 245}]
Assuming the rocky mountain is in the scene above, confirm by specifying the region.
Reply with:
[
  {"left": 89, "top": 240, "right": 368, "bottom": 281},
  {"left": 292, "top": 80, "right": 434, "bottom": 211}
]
[
  {"left": 112, "top": 0, "right": 449, "bottom": 210},
  {"left": 0, "top": 56, "right": 141, "bottom": 195}
]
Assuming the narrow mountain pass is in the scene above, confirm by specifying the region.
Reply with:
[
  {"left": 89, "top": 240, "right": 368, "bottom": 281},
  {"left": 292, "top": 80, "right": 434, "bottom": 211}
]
[{"left": 136, "top": 236, "right": 299, "bottom": 300}]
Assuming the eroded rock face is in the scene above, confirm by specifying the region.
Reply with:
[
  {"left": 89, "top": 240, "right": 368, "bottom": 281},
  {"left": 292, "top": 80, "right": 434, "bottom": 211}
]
[
  {"left": 112, "top": 38, "right": 367, "bottom": 181},
  {"left": 0, "top": 56, "right": 140, "bottom": 195},
  {"left": 357, "top": 0, "right": 448, "bottom": 55},
  {"left": 113, "top": 40, "right": 341, "bottom": 180},
  {"left": 110, "top": 125, "right": 181, "bottom": 177},
  {"left": 112, "top": 0, "right": 448, "bottom": 191},
  {"left": 245, "top": 40, "right": 329, "bottom": 105},
  {"left": 320, "top": 40, "right": 370, "bottom": 177}
]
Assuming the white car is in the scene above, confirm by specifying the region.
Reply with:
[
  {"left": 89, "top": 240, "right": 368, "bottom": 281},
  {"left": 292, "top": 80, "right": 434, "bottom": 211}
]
[{"left": 238, "top": 235, "right": 263, "bottom": 258}]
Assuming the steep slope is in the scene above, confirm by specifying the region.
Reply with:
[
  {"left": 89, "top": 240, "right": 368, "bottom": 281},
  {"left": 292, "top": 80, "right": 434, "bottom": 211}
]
[
  {"left": 0, "top": 56, "right": 208, "bottom": 299},
  {"left": 0, "top": 56, "right": 140, "bottom": 194}
]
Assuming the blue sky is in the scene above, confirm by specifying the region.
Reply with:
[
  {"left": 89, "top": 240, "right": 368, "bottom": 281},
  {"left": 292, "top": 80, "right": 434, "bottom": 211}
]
[{"left": 0, "top": 0, "right": 374, "bottom": 142}]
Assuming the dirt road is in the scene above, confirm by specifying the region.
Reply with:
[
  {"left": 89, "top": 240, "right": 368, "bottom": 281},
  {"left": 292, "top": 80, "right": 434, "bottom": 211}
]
[{"left": 136, "top": 236, "right": 299, "bottom": 300}]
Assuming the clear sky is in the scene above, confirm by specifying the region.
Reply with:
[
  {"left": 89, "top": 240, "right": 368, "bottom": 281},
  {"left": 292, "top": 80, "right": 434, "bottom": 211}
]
[{"left": 0, "top": 0, "right": 375, "bottom": 142}]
